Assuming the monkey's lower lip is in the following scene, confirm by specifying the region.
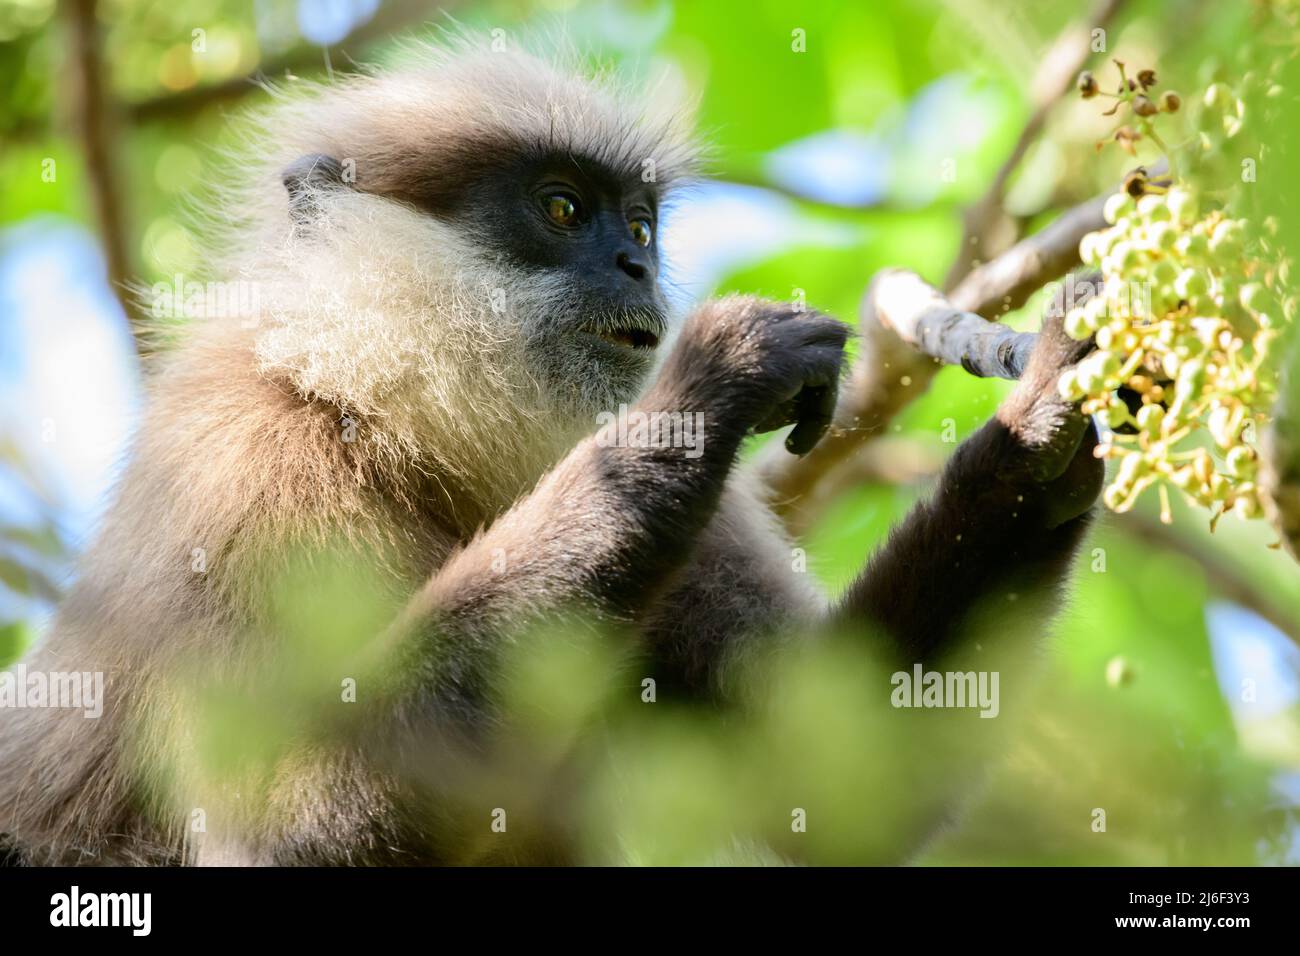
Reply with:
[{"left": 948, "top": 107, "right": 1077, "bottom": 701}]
[{"left": 586, "top": 327, "right": 660, "bottom": 350}]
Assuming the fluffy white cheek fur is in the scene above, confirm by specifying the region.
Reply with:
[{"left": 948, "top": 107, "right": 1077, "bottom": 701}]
[{"left": 244, "top": 193, "right": 666, "bottom": 506}]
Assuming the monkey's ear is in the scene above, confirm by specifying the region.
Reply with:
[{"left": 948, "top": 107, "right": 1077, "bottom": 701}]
[{"left": 282, "top": 154, "right": 348, "bottom": 225}]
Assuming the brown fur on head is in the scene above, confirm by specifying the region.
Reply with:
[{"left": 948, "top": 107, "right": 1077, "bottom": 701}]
[{"left": 192, "top": 38, "right": 700, "bottom": 525}]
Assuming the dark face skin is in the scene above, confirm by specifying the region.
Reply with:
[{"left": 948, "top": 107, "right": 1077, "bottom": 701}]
[
  {"left": 284, "top": 145, "right": 671, "bottom": 412},
  {"left": 451, "top": 148, "right": 671, "bottom": 411},
  {"left": 462, "top": 149, "right": 664, "bottom": 338}
]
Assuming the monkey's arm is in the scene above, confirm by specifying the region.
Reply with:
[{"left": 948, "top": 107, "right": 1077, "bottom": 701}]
[
  {"left": 636, "top": 310, "right": 1099, "bottom": 700},
  {"left": 382, "top": 298, "right": 847, "bottom": 706},
  {"left": 834, "top": 309, "right": 1103, "bottom": 663}
]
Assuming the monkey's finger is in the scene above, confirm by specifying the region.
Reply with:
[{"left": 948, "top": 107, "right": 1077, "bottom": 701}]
[
  {"left": 754, "top": 397, "right": 800, "bottom": 435},
  {"left": 1043, "top": 421, "right": 1105, "bottom": 528},
  {"left": 1021, "top": 402, "right": 1091, "bottom": 484},
  {"left": 785, "top": 383, "right": 836, "bottom": 456}
]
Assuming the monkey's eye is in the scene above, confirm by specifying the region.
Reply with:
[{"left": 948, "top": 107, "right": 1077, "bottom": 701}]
[
  {"left": 543, "top": 193, "right": 581, "bottom": 227},
  {"left": 629, "top": 218, "right": 653, "bottom": 247}
]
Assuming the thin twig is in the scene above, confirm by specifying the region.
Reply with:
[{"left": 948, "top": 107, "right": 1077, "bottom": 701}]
[
  {"left": 942, "top": 0, "right": 1130, "bottom": 290},
  {"left": 708, "top": 168, "right": 964, "bottom": 214},
  {"left": 1119, "top": 510, "right": 1300, "bottom": 646},
  {"left": 64, "top": 0, "right": 133, "bottom": 337}
]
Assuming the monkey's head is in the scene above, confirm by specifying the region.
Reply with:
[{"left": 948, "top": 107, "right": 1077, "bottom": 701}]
[{"left": 227, "top": 40, "right": 697, "bottom": 486}]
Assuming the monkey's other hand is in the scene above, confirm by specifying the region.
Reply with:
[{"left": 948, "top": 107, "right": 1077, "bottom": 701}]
[
  {"left": 994, "top": 307, "right": 1103, "bottom": 527},
  {"left": 665, "top": 295, "right": 849, "bottom": 456}
]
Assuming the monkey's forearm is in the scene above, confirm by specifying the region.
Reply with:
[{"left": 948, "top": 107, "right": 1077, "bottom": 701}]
[
  {"left": 836, "top": 418, "right": 1094, "bottom": 663},
  {"left": 378, "top": 379, "right": 751, "bottom": 704}
]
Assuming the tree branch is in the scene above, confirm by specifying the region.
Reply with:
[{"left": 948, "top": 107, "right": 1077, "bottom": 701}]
[
  {"left": 755, "top": 304, "right": 939, "bottom": 523},
  {"left": 870, "top": 269, "right": 1038, "bottom": 380},
  {"left": 942, "top": 0, "right": 1129, "bottom": 290},
  {"left": 757, "top": 150, "right": 1155, "bottom": 525},
  {"left": 63, "top": 0, "right": 137, "bottom": 343},
  {"left": 8, "top": 0, "right": 453, "bottom": 141},
  {"left": 129, "top": 0, "right": 451, "bottom": 123},
  {"left": 949, "top": 195, "right": 1106, "bottom": 319},
  {"left": 1118, "top": 510, "right": 1300, "bottom": 645},
  {"left": 757, "top": 185, "right": 1107, "bottom": 518}
]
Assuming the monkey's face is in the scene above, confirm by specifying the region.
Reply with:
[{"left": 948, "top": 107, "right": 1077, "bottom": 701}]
[
  {"left": 265, "top": 54, "right": 693, "bottom": 427},
  {"left": 452, "top": 150, "right": 670, "bottom": 413}
]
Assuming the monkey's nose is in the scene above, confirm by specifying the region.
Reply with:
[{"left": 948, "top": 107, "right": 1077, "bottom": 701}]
[{"left": 616, "top": 252, "right": 648, "bottom": 282}]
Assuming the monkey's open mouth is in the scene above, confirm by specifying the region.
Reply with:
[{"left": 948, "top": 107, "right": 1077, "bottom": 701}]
[{"left": 580, "top": 313, "right": 664, "bottom": 351}]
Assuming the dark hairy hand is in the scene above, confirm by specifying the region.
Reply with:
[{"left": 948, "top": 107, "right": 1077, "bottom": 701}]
[
  {"left": 665, "top": 295, "right": 849, "bottom": 456},
  {"left": 995, "top": 308, "right": 1104, "bottom": 527}
]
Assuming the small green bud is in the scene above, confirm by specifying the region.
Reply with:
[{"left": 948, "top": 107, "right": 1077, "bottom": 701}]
[
  {"left": 1226, "top": 446, "right": 1256, "bottom": 479},
  {"left": 1239, "top": 282, "right": 1265, "bottom": 313},
  {"left": 1117, "top": 453, "right": 1149, "bottom": 488},
  {"left": 1160, "top": 351, "right": 1181, "bottom": 380},
  {"left": 1106, "top": 656, "right": 1136, "bottom": 688},
  {"left": 1166, "top": 188, "right": 1199, "bottom": 222},
  {"left": 1174, "top": 268, "right": 1207, "bottom": 299},
  {"left": 1095, "top": 350, "right": 1121, "bottom": 380},
  {"left": 1079, "top": 232, "right": 1101, "bottom": 265},
  {"left": 1104, "top": 483, "right": 1128, "bottom": 510},
  {"left": 1175, "top": 232, "right": 1208, "bottom": 258},
  {"left": 1170, "top": 466, "right": 1197, "bottom": 491},
  {"left": 1137, "top": 194, "right": 1168, "bottom": 220},
  {"left": 1208, "top": 405, "right": 1235, "bottom": 449},
  {"left": 1152, "top": 259, "right": 1177, "bottom": 284},
  {"left": 1233, "top": 492, "right": 1261, "bottom": 519},
  {"left": 1208, "top": 219, "right": 1241, "bottom": 255},
  {"left": 1149, "top": 221, "right": 1176, "bottom": 251},
  {"left": 1103, "top": 193, "right": 1133, "bottom": 226},
  {"left": 1112, "top": 241, "right": 1139, "bottom": 270},
  {"left": 1103, "top": 398, "right": 1130, "bottom": 429},
  {"left": 1057, "top": 369, "right": 1085, "bottom": 401},
  {"left": 1064, "top": 308, "right": 1092, "bottom": 341},
  {"left": 1136, "top": 404, "right": 1164, "bottom": 434},
  {"left": 1177, "top": 359, "right": 1206, "bottom": 392}
]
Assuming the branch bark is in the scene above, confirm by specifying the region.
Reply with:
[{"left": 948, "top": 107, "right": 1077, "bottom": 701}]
[
  {"left": 871, "top": 269, "right": 1038, "bottom": 380},
  {"left": 942, "top": 0, "right": 1129, "bottom": 290},
  {"left": 63, "top": 0, "right": 134, "bottom": 337},
  {"left": 949, "top": 195, "right": 1107, "bottom": 319}
]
